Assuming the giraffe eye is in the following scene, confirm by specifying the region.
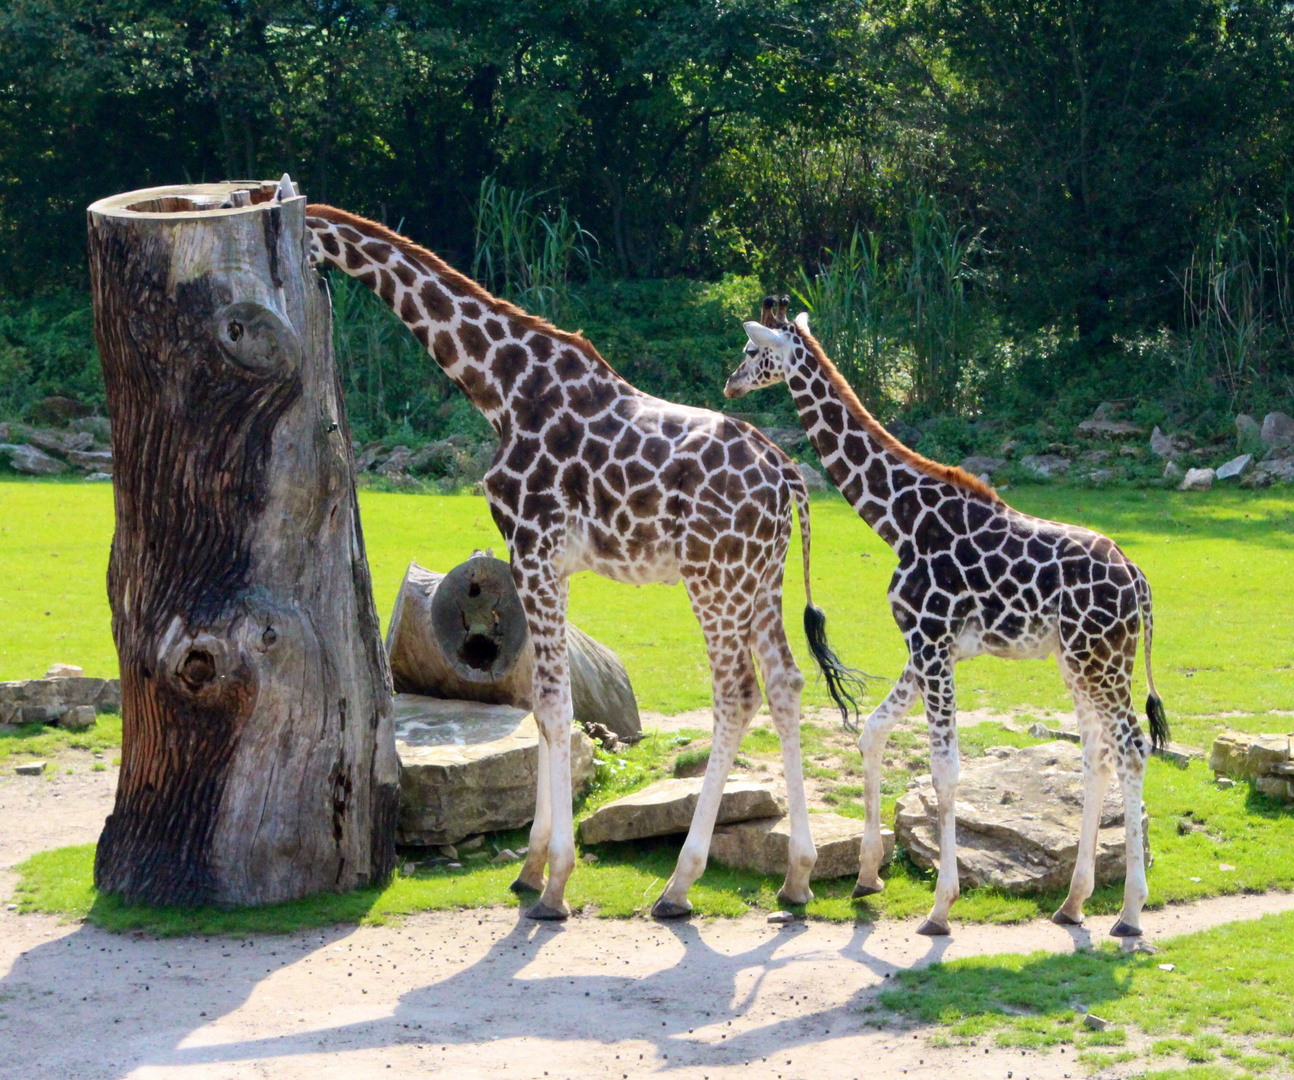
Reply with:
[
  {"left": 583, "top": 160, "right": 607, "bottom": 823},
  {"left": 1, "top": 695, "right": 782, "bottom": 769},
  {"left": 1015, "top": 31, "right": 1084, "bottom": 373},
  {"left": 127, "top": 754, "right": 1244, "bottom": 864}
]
[{"left": 745, "top": 347, "right": 757, "bottom": 356}]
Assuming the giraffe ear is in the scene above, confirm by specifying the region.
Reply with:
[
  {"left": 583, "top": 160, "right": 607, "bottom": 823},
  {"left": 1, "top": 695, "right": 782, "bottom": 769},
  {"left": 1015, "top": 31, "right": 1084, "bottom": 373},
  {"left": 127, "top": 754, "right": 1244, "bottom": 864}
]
[
  {"left": 744, "top": 321, "right": 783, "bottom": 350},
  {"left": 794, "top": 311, "right": 811, "bottom": 333}
]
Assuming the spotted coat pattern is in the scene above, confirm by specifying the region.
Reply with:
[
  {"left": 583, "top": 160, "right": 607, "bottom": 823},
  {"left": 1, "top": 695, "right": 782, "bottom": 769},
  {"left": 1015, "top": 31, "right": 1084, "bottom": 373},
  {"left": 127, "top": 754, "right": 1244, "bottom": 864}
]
[
  {"left": 726, "top": 308, "right": 1166, "bottom": 936},
  {"left": 304, "top": 206, "right": 832, "bottom": 919}
]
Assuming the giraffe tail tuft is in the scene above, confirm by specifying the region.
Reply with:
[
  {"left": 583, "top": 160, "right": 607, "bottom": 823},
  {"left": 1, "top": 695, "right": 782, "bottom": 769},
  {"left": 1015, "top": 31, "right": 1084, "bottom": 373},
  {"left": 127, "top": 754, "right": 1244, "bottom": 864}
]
[
  {"left": 803, "top": 605, "right": 869, "bottom": 733},
  {"left": 1133, "top": 563, "right": 1170, "bottom": 753}
]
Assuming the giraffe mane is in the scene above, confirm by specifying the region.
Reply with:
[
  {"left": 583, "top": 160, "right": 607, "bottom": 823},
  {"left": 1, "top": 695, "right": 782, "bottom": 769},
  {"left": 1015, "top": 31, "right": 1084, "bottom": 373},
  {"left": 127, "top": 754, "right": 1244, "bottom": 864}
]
[
  {"left": 788, "top": 322, "right": 1003, "bottom": 504},
  {"left": 305, "top": 203, "right": 618, "bottom": 377}
]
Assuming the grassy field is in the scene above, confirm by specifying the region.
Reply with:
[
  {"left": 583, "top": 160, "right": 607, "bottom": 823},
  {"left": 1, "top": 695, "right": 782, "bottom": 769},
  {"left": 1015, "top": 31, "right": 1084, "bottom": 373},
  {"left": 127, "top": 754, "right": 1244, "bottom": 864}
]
[{"left": 2, "top": 479, "right": 1292, "bottom": 734}]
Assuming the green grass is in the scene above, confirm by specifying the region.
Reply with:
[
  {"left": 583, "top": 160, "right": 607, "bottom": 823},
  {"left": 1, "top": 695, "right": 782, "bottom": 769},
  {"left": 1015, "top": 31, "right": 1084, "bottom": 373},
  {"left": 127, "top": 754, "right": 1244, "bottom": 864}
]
[
  {"left": 0, "top": 712, "right": 122, "bottom": 763},
  {"left": 876, "top": 908, "right": 1294, "bottom": 1078},
  {"left": 14, "top": 730, "right": 1294, "bottom": 935},
  {"left": 3, "top": 481, "right": 1292, "bottom": 729}
]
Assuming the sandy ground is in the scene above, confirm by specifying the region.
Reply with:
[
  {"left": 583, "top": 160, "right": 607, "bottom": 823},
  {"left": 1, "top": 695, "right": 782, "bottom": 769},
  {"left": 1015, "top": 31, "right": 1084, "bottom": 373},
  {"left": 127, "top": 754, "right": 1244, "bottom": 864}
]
[{"left": 2, "top": 741, "right": 1292, "bottom": 1080}]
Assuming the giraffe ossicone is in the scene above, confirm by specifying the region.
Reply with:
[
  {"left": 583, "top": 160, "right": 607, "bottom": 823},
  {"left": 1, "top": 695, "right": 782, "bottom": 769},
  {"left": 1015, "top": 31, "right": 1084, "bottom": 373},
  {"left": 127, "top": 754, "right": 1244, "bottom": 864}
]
[
  {"left": 726, "top": 300, "right": 1168, "bottom": 937},
  {"left": 303, "top": 205, "right": 863, "bottom": 920}
]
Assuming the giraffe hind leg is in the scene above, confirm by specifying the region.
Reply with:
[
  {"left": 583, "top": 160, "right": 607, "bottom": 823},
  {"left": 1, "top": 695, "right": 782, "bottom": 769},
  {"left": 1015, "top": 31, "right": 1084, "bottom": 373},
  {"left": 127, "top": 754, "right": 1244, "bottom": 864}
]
[{"left": 854, "top": 664, "right": 918, "bottom": 898}]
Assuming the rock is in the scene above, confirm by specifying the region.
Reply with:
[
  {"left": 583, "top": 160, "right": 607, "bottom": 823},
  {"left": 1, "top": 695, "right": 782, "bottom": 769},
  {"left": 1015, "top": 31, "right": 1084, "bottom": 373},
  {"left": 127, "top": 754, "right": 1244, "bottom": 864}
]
[
  {"left": 1163, "top": 461, "right": 1184, "bottom": 481},
  {"left": 767, "top": 910, "right": 797, "bottom": 924},
  {"left": 1235, "top": 414, "right": 1260, "bottom": 446},
  {"left": 1215, "top": 454, "right": 1253, "bottom": 480},
  {"left": 1241, "top": 458, "right": 1294, "bottom": 488},
  {"left": 377, "top": 446, "right": 413, "bottom": 476},
  {"left": 1261, "top": 411, "right": 1294, "bottom": 449},
  {"left": 1083, "top": 469, "right": 1118, "bottom": 485},
  {"left": 1020, "top": 453, "right": 1070, "bottom": 479},
  {"left": 14, "top": 761, "right": 46, "bottom": 776},
  {"left": 491, "top": 849, "right": 519, "bottom": 864},
  {"left": 885, "top": 419, "right": 921, "bottom": 446},
  {"left": 29, "top": 396, "right": 91, "bottom": 425},
  {"left": 760, "top": 427, "right": 806, "bottom": 451},
  {"left": 1178, "top": 467, "right": 1214, "bottom": 491},
  {"left": 44, "top": 664, "right": 83, "bottom": 678},
  {"left": 1077, "top": 419, "right": 1142, "bottom": 437},
  {"left": 960, "top": 455, "right": 1007, "bottom": 476},
  {"left": 581, "top": 852, "right": 599, "bottom": 863},
  {"left": 1215, "top": 777, "right": 1235, "bottom": 789},
  {"left": 0, "top": 677, "right": 121, "bottom": 725},
  {"left": 1078, "top": 449, "right": 1113, "bottom": 465},
  {"left": 1119, "top": 445, "right": 1144, "bottom": 458},
  {"left": 1028, "top": 722, "right": 1079, "bottom": 744},
  {"left": 58, "top": 705, "right": 97, "bottom": 732},
  {"left": 709, "top": 812, "right": 893, "bottom": 881},
  {"left": 0, "top": 444, "right": 67, "bottom": 475},
  {"left": 408, "top": 441, "right": 457, "bottom": 477},
  {"left": 84, "top": 472, "right": 112, "bottom": 483},
  {"left": 1256, "top": 775, "right": 1294, "bottom": 802},
  {"left": 458, "top": 834, "right": 484, "bottom": 851},
  {"left": 894, "top": 742, "right": 1149, "bottom": 894},
  {"left": 1209, "top": 730, "right": 1290, "bottom": 780},
  {"left": 70, "top": 416, "right": 112, "bottom": 444},
  {"left": 1149, "top": 426, "right": 1175, "bottom": 458},
  {"left": 1153, "top": 741, "right": 1203, "bottom": 768},
  {"left": 392, "top": 694, "right": 597, "bottom": 846},
  {"left": 1084, "top": 1014, "right": 1111, "bottom": 1032},
  {"left": 578, "top": 776, "right": 785, "bottom": 845},
  {"left": 797, "top": 463, "right": 829, "bottom": 492},
  {"left": 67, "top": 449, "right": 113, "bottom": 474}
]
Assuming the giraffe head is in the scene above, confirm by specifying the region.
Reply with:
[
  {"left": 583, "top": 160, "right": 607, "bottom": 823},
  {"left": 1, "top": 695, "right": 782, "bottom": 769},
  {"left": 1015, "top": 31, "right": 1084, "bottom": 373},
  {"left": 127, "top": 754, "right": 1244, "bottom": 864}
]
[{"left": 724, "top": 297, "right": 806, "bottom": 399}]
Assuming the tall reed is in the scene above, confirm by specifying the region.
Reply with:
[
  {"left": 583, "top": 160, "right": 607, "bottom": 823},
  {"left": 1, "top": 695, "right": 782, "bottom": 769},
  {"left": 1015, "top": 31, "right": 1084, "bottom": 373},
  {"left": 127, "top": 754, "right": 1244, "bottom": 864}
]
[{"left": 472, "top": 177, "right": 596, "bottom": 322}]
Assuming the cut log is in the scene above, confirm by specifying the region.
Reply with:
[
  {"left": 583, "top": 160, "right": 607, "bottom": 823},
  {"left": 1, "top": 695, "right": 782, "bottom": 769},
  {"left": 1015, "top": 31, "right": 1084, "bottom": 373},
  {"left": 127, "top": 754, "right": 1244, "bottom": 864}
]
[
  {"left": 87, "top": 181, "right": 399, "bottom": 907},
  {"left": 386, "top": 556, "right": 642, "bottom": 742}
]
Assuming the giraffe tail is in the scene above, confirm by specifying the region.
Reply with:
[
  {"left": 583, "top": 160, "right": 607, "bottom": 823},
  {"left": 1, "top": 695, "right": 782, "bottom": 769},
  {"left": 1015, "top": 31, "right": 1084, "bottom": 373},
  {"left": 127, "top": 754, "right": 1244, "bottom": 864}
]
[
  {"left": 789, "top": 468, "right": 869, "bottom": 732},
  {"left": 1133, "top": 564, "right": 1170, "bottom": 752}
]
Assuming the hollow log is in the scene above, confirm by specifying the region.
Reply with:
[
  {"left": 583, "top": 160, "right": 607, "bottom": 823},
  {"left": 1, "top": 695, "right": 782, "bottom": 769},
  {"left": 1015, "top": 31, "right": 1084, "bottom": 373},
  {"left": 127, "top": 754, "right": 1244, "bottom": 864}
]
[
  {"left": 88, "top": 181, "right": 400, "bottom": 907},
  {"left": 386, "top": 556, "right": 642, "bottom": 741}
]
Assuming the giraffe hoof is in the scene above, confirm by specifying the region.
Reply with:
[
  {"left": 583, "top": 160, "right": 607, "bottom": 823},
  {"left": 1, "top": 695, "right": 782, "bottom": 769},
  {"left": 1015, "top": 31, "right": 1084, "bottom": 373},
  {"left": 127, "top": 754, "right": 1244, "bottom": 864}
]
[
  {"left": 777, "top": 888, "right": 813, "bottom": 906},
  {"left": 1051, "top": 909, "right": 1084, "bottom": 927},
  {"left": 916, "top": 919, "right": 950, "bottom": 937},
  {"left": 1109, "top": 919, "right": 1142, "bottom": 938},
  {"left": 526, "top": 900, "right": 569, "bottom": 921},
  {"left": 650, "top": 897, "right": 693, "bottom": 920},
  {"left": 509, "top": 877, "right": 542, "bottom": 896},
  {"left": 852, "top": 882, "right": 885, "bottom": 899}
]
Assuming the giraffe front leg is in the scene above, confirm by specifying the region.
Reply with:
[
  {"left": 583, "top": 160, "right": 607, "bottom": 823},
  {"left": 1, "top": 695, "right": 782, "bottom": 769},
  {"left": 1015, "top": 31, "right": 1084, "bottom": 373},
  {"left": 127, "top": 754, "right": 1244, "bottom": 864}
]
[
  {"left": 1110, "top": 739, "right": 1150, "bottom": 937},
  {"left": 854, "top": 665, "right": 917, "bottom": 898},
  {"left": 917, "top": 663, "right": 959, "bottom": 936}
]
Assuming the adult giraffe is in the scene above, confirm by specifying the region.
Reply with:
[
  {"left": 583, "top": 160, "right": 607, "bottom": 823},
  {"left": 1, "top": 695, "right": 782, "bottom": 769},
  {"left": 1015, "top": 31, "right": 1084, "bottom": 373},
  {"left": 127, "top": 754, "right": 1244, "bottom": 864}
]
[
  {"left": 724, "top": 298, "right": 1167, "bottom": 937},
  {"left": 303, "top": 207, "right": 859, "bottom": 920}
]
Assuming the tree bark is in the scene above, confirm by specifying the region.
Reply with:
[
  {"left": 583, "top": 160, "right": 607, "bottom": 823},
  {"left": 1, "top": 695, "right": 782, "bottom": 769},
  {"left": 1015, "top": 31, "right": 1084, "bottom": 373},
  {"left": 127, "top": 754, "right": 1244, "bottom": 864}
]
[
  {"left": 87, "top": 181, "right": 400, "bottom": 907},
  {"left": 387, "top": 556, "right": 642, "bottom": 742}
]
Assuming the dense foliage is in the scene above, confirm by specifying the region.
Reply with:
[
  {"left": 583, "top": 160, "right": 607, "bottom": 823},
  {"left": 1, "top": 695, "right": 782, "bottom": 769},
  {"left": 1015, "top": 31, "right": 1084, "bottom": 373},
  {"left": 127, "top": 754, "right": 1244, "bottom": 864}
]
[{"left": 0, "top": 0, "right": 1290, "bottom": 428}]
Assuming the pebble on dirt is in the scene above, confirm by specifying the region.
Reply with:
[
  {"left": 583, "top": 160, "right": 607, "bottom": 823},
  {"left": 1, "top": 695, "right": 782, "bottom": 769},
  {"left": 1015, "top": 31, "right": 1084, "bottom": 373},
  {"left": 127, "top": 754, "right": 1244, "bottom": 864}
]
[{"left": 14, "top": 761, "right": 46, "bottom": 775}]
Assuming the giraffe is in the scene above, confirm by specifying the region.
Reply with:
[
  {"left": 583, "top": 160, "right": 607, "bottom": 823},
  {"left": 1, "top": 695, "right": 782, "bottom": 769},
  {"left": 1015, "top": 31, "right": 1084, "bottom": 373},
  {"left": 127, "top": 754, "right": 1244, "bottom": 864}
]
[
  {"left": 723, "top": 297, "right": 1168, "bottom": 937},
  {"left": 301, "top": 207, "right": 861, "bottom": 920}
]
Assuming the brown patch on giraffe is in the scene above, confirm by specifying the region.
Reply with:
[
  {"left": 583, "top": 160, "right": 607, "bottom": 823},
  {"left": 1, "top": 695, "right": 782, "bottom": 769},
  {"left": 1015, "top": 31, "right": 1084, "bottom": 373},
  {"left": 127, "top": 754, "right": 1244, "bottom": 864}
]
[{"left": 420, "top": 280, "right": 455, "bottom": 322}]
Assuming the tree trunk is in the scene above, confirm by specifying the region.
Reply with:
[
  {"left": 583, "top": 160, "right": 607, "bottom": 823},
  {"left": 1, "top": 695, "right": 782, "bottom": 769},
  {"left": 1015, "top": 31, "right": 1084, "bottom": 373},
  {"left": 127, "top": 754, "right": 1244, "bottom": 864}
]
[
  {"left": 387, "top": 556, "right": 642, "bottom": 742},
  {"left": 87, "top": 181, "right": 400, "bottom": 907}
]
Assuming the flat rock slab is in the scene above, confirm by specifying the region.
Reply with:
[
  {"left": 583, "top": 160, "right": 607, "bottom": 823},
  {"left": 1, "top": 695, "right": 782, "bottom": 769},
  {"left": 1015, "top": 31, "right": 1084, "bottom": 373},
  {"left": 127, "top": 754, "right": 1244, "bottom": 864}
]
[
  {"left": 709, "top": 813, "right": 893, "bottom": 880},
  {"left": 0, "top": 677, "right": 121, "bottom": 725},
  {"left": 1210, "top": 729, "right": 1291, "bottom": 779},
  {"left": 395, "top": 694, "right": 595, "bottom": 846},
  {"left": 895, "top": 741, "right": 1149, "bottom": 894},
  {"left": 578, "top": 777, "right": 785, "bottom": 845}
]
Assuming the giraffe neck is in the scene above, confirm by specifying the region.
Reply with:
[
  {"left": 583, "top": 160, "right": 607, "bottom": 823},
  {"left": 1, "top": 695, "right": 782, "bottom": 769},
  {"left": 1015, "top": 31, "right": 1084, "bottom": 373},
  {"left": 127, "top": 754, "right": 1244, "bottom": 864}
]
[
  {"left": 783, "top": 328, "right": 999, "bottom": 548},
  {"left": 305, "top": 204, "right": 627, "bottom": 435}
]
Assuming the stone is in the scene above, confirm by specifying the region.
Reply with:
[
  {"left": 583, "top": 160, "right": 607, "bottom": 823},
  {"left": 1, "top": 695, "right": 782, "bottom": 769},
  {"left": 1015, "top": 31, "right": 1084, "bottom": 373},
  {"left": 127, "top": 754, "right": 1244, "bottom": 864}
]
[
  {"left": 394, "top": 694, "right": 596, "bottom": 846},
  {"left": 1235, "top": 414, "right": 1260, "bottom": 445},
  {"left": 408, "top": 441, "right": 457, "bottom": 478},
  {"left": 58, "top": 705, "right": 97, "bottom": 732},
  {"left": 0, "top": 444, "right": 67, "bottom": 475},
  {"left": 767, "top": 910, "right": 797, "bottom": 924},
  {"left": 885, "top": 419, "right": 921, "bottom": 446},
  {"left": 1163, "top": 460, "right": 1184, "bottom": 481},
  {"left": 1256, "top": 775, "right": 1294, "bottom": 802},
  {"left": 1261, "top": 411, "right": 1294, "bottom": 449},
  {"left": 578, "top": 776, "right": 785, "bottom": 845},
  {"left": 1209, "top": 730, "right": 1290, "bottom": 780},
  {"left": 1028, "top": 722, "right": 1079, "bottom": 744},
  {"left": 84, "top": 473, "right": 112, "bottom": 483},
  {"left": 1077, "top": 419, "right": 1142, "bottom": 437},
  {"left": 960, "top": 455, "right": 1007, "bottom": 476},
  {"left": 67, "top": 449, "right": 113, "bottom": 474},
  {"left": 760, "top": 427, "right": 806, "bottom": 451},
  {"left": 377, "top": 446, "right": 413, "bottom": 476},
  {"left": 1078, "top": 449, "right": 1113, "bottom": 465},
  {"left": 29, "top": 397, "right": 91, "bottom": 425},
  {"left": 797, "top": 463, "right": 829, "bottom": 492},
  {"left": 1215, "top": 777, "right": 1235, "bottom": 789},
  {"left": 1083, "top": 468, "right": 1118, "bottom": 485},
  {"left": 14, "top": 761, "right": 46, "bottom": 776},
  {"left": 1178, "top": 467, "right": 1214, "bottom": 491},
  {"left": 1242, "top": 458, "right": 1294, "bottom": 488},
  {"left": 894, "top": 742, "right": 1150, "bottom": 894},
  {"left": 0, "top": 677, "right": 121, "bottom": 725},
  {"left": 1215, "top": 454, "right": 1252, "bottom": 480},
  {"left": 69, "top": 416, "right": 112, "bottom": 444},
  {"left": 1019, "top": 453, "right": 1070, "bottom": 479},
  {"left": 491, "top": 849, "right": 519, "bottom": 864},
  {"left": 1153, "top": 741, "right": 1203, "bottom": 768},
  {"left": 1084, "top": 1014, "right": 1111, "bottom": 1032},
  {"left": 44, "top": 664, "right": 83, "bottom": 678},
  {"left": 709, "top": 812, "right": 893, "bottom": 881},
  {"left": 1149, "top": 426, "right": 1175, "bottom": 458}
]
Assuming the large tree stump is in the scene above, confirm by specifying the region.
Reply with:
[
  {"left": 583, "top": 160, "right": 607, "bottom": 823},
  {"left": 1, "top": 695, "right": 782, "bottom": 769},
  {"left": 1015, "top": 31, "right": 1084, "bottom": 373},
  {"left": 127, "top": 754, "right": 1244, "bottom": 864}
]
[
  {"left": 87, "top": 181, "right": 400, "bottom": 907},
  {"left": 387, "top": 556, "right": 642, "bottom": 742}
]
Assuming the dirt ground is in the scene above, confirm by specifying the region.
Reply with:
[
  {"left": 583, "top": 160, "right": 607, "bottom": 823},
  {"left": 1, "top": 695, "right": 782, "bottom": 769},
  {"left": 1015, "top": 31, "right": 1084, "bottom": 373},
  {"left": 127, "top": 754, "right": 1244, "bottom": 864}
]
[{"left": 2, "top": 738, "right": 1292, "bottom": 1080}]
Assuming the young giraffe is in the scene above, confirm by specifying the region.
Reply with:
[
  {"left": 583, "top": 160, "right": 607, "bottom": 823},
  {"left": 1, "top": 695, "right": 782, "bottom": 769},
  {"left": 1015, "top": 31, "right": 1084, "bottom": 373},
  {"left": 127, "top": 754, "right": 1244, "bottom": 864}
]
[
  {"left": 303, "top": 207, "right": 859, "bottom": 920},
  {"left": 724, "top": 297, "right": 1168, "bottom": 937}
]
